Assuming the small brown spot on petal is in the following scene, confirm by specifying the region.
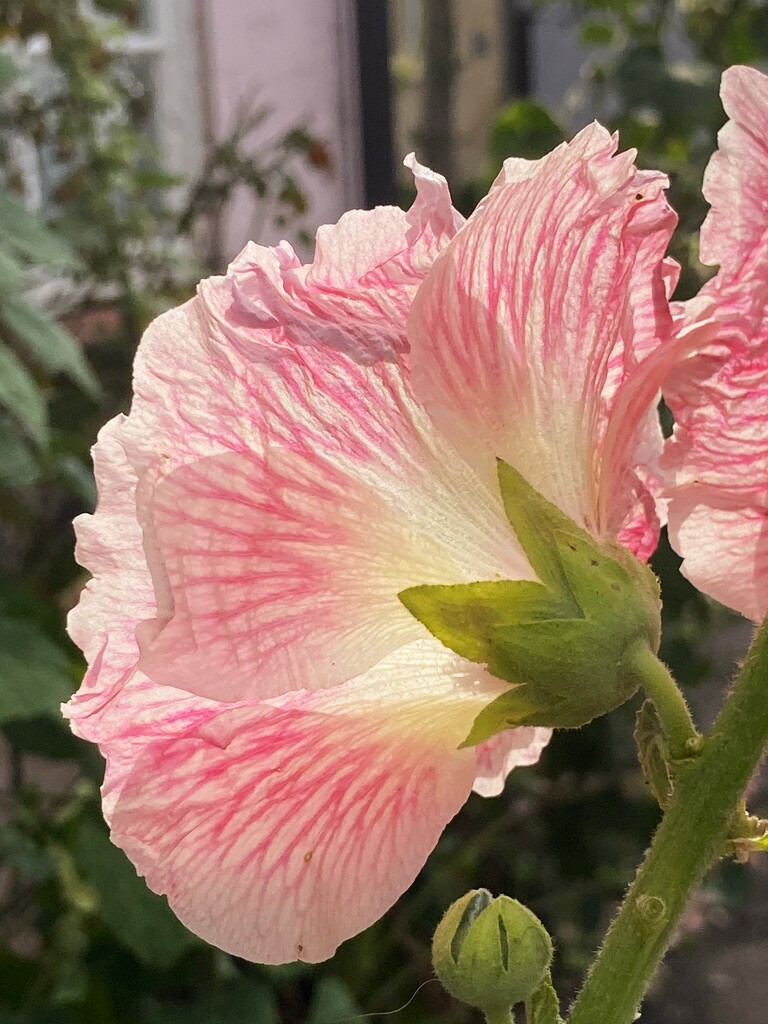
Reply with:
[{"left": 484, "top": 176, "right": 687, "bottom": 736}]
[{"left": 304, "top": 850, "right": 314, "bottom": 863}]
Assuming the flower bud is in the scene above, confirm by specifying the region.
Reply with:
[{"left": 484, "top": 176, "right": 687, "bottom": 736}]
[{"left": 432, "top": 889, "right": 553, "bottom": 1015}]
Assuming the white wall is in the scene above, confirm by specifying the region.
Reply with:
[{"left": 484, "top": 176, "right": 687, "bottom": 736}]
[{"left": 206, "top": 0, "right": 364, "bottom": 260}]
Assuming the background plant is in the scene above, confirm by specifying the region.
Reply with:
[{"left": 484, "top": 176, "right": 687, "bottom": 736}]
[{"left": 0, "top": 5, "right": 334, "bottom": 1022}]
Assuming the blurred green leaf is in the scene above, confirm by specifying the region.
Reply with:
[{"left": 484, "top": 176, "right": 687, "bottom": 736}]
[
  {"left": 490, "top": 100, "right": 565, "bottom": 164},
  {"left": 49, "top": 454, "right": 97, "bottom": 507},
  {"left": 0, "top": 618, "right": 73, "bottom": 722},
  {"left": 1, "top": 296, "right": 99, "bottom": 397},
  {"left": 0, "top": 248, "right": 25, "bottom": 292},
  {"left": 0, "top": 421, "right": 40, "bottom": 488},
  {"left": 0, "top": 191, "right": 79, "bottom": 271},
  {"left": 0, "top": 824, "right": 55, "bottom": 883},
  {"left": 307, "top": 978, "right": 362, "bottom": 1024},
  {"left": 2, "top": 716, "right": 102, "bottom": 773},
  {"left": 0, "top": 345, "right": 48, "bottom": 447},
  {"left": 615, "top": 49, "right": 720, "bottom": 136},
  {"left": 144, "top": 977, "right": 279, "bottom": 1024},
  {"left": 723, "top": 6, "right": 768, "bottom": 64},
  {"left": 580, "top": 21, "right": 614, "bottom": 46},
  {"left": 0, "top": 951, "right": 39, "bottom": 1012},
  {"left": 72, "top": 822, "right": 197, "bottom": 969},
  {"left": 0, "top": 52, "right": 21, "bottom": 91}
]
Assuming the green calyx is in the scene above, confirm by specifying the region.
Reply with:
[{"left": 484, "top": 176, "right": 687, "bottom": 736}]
[
  {"left": 432, "top": 889, "right": 554, "bottom": 1015},
  {"left": 399, "top": 460, "right": 662, "bottom": 742}
]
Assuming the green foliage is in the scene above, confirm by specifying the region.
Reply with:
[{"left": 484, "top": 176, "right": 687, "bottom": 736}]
[
  {"left": 306, "top": 978, "right": 362, "bottom": 1023},
  {"left": 0, "top": 617, "right": 74, "bottom": 721},
  {"left": 0, "top": 191, "right": 79, "bottom": 270},
  {"left": 71, "top": 822, "right": 197, "bottom": 968},
  {"left": 143, "top": 979, "right": 279, "bottom": 1024},
  {"left": 490, "top": 100, "right": 565, "bottom": 165},
  {"left": 461, "top": 100, "right": 565, "bottom": 210},
  {"left": 0, "top": 176, "right": 96, "bottom": 460},
  {"left": 2, "top": 297, "right": 97, "bottom": 397},
  {"left": 0, "top": 347, "right": 47, "bottom": 448},
  {"left": 179, "top": 115, "right": 332, "bottom": 263}
]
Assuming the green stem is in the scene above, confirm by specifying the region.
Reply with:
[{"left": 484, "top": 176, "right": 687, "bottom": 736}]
[
  {"left": 568, "top": 615, "right": 768, "bottom": 1024},
  {"left": 629, "top": 643, "right": 700, "bottom": 758}
]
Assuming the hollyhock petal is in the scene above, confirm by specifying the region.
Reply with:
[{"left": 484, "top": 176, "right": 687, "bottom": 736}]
[
  {"left": 597, "top": 311, "right": 723, "bottom": 542},
  {"left": 73, "top": 285, "right": 529, "bottom": 706},
  {"left": 97, "top": 640, "right": 516, "bottom": 964},
  {"left": 66, "top": 417, "right": 154, "bottom": 720},
  {"left": 667, "top": 499, "right": 768, "bottom": 624},
  {"left": 472, "top": 728, "right": 553, "bottom": 798},
  {"left": 664, "top": 337, "right": 768, "bottom": 620},
  {"left": 66, "top": 298, "right": 254, "bottom": 705},
  {"left": 132, "top": 305, "right": 531, "bottom": 702},
  {"left": 136, "top": 446, "right": 472, "bottom": 700},
  {"left": 222, "top": 154, "right": 463, "bottom": 362},
  {"left": 408, "top": 122, "right": 676, "bottom": 551},
  {"left": 699, "top": 65, "right": 768, "bottom": 279},
  {"left": 615, "top": 479, "right": 661, "bottom": 565},
  {"left": 665, "top": 339, "right": 768, "bottom": 499},
  {"left": 662, "top": 66, "right": 768, "bottom": 620}
]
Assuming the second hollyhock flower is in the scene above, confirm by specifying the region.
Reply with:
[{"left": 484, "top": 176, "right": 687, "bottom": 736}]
[{"left": 663, "top": 66, "right": 768, "bottom": 622}]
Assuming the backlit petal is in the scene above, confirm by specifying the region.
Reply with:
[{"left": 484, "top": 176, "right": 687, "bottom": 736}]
[
  {"left": 73, "top": 287, "right": 530, "bottom": 706},
  {"left": 408, "top": 123, "right": 676, "bottom": 554},
  {"left": 90, "top": 640, "right": 516, "bottom": 963},
  {"left": 133, "top": 309, "right": 532, "bottom": 702},
  {"left": 473, "top": 728, "right": 552, "bottom": 798},
  {"left": 223, "top": 154, "right": 462, "bottom": 362},
  {"left": 699, "top": 65, "right": 768, "bottom": 282},
  {"left": 663, "top": 66, "right": 768, "bottom": 620},
  {"left": 66, "top": 418, "right": 154, "bottom": 715}
]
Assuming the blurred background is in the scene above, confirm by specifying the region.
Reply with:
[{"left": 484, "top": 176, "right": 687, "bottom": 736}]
[{"left": 1, "top": 2, "right": 767, "bottom": 1022}]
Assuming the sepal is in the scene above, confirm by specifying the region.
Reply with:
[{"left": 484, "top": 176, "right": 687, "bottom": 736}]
[
  {"left": 400, "top": 462, "right": 662, "bottom": 740},
  {"left": 526, "top": 973, "right": 564, "bottom": 1024}
]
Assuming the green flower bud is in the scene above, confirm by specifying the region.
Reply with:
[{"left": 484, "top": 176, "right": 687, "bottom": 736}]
[{"left": 432, "top": 889, "right": 553, "bottom": 1015}]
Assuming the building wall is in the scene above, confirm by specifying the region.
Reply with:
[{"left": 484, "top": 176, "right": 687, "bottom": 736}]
[
  {"left": 391, "top": 0, "right": 505, "bottom": 185},
  {"left": 205, "top": 0, "right": 364, "bottom": 260}
]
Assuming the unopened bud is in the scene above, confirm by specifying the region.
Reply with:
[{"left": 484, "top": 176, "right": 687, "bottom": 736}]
[{"left": 432, "top": 889, "right": 553, "bottom": 1015}]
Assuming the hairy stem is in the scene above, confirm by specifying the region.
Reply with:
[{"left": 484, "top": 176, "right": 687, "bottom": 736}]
[
  {"left": 630, "top": 643, "right": 701, "bottom": 757},
  {"left": 567, "top": 614, "right": 768, "bottom": 1024}
]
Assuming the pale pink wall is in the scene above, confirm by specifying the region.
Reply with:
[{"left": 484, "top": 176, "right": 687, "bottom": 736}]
[{"left": 206, "top": 0, "right": 364, "bottom": 261}]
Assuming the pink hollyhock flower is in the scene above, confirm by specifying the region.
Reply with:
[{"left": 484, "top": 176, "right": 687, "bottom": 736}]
[
  {"left": 663, "top": 66, "right": 768, "bottom": 622},
  {"left": 66, "top": 134, "right": 688, "bottom": 964}
]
